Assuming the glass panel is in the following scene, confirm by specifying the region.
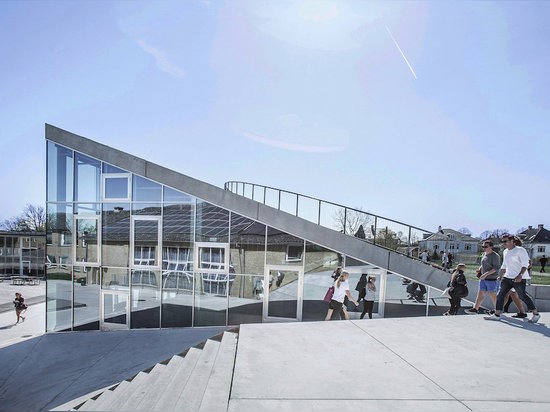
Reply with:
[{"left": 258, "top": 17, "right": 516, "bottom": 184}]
[
  {"left": 133, "top": 219, "right": 159, "bottom": 267},
  {"left": 264, "top": 188, "right": 279, "bottom": 209},
  {"left": 74, "top": 152, "right": 101, "bottom": 202},
  {"left": 164, "top": 186, "right": 192, "bottom": 203},
  {"left": 267, "top": 268, "right": 298, "bottom": 318},
  {"left": 103, "top": 292, "right": 128, "bottom": 326},
  {"left": 47, "top": 141, "right": 73, "bottom": 202},
  {"left": 303, "top": 242, "right": 341, "bottom": 321},
  {"left": 374, "top": 218, "right": 409, "bottom": 252},
  {"left": 162, "top": 270, "right": 193, "bottom": 328},
  {"left": 252, "top": 186, "right": 264, "bottom": 203},
  {"left": 266, "top": 227, "right": 304, "bottom": 266},
  {"left": 74, "top": 203, "right": 100, "bottom": 215},
  {"left": 243, "top": 183, "right": 253, "bottom": 199},
  {"left": 75, "top": 218, "right": 99, "bottom": 264},
  {"left": 193, "top": 272, "right": 228, "bottom": 326},
  {"left": 103, "top": 163, "right": 126, "bottom": 173},
  {"left": 102, "top": 203, "right": 130, "bottom": 267},
  {"left": 132, "top": 203, "right": 161, "bottom": 216},
  {"left": 131, "top": 270, "right": 160, "bottom": 328},
  {"left": 228, "top": 275, "right": 263, "bottom": 325},
  {"left": 198, "top": 246, "right": 226, "bottom": 271},
  {"left": 104, "top": 176, "right": 129, "bottom": 199},
  {"left": 133, "top": 175, "right": 162, "bottom": 202},
  {"left": 46, "top": 265, "right": 72, "bottom": 332},
  {"left": 297, "top": 196, "right": 319, "bottom": 224},
  {"left": 73, "top": 266, "right": 100, "bottom": 330},
  {"left": 279, "top": 191, "right": 297, "bottom": 215},
  {"left": 427, "top": 286, "right": 451, "bottom": 316},
  {"left": 230, "top": 214, "right": 265, "bottom": 276},
  {"left": 195, "top": 201, "right": 229, "bottom": 243},
  {"left": 319, "top": 203, "right": 346, "bottom": 232},
  {"left": 46, "top": 203, "right": 73, "bottom": 265},
  {"left": 384, "top": 273, "right": 428, "bottom": 318},
  {"left": 102, "top": 267, "right": 129, "bottom": 291}
]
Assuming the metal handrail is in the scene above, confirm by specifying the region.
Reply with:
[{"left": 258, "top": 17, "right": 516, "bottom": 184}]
[{"left": 224, "top": 180, "right": 434, "bottom": 257}]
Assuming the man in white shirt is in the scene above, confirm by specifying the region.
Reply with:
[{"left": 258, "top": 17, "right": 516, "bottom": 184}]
[{"left": 493, "top": 235, "right": 540, "bottom": 323}]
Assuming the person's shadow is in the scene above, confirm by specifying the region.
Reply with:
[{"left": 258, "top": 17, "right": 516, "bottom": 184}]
[
  {"left": 0, "top": 324, "right": 17, "bottom": 330},
  {"left": 484, "top": 315, "right": 550, "bottom": 339}
]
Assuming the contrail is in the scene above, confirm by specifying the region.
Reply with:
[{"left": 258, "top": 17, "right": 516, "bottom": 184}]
[{"left": 385, "top": 25, "right": 417, "bottom": 79}]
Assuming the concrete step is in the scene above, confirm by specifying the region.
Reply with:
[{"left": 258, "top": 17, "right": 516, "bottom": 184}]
[
  {"left": 97, "top": 371, "right": 148, "bottom": 411},
  {"left": 89, "top": 380, "right": 130, "bottom": 410},
  {"left": 134, "top": 355, "right": 185, "bottom": 410},
  {"left": 199, "top": 332, "right": 238, "bottom": 412},
  {"left": 152, "top": 347, "right": 203, "bottom": 411},
  {"left": 172, "top": 339, "right": 221, "bottom": 412},
  {"left": 118, "top": 363, "right": 166, "bottom": 410}
]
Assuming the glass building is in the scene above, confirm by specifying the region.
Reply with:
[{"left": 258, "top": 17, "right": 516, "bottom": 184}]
[
  {"left": 0, "top": 231, "right": 45, "bottom": 277},
  {"left": 46, "top": 125, "right": 451, "bottom": 332}
]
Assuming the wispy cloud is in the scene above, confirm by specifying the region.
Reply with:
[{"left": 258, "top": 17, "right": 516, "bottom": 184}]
[
  {"left": 241, "top": 130, "right": 347, "bottom": 153},
  {"left": 137, "top": 40, "right": 185, "bottom": 79},
  {"left": 385, "top": 25, "right": 417, "bottom": 79}
]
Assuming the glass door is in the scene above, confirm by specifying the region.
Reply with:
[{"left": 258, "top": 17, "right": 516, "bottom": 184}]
[
  {"left": 101, "top": 290, "right": 129, "bottom": 330},
  {"left": 263, "top": 265, "right": 303, "bottom": 322}
]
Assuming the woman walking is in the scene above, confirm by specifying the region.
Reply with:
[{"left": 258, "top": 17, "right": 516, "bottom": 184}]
[
  {"left": 13, "top": 292, "right": 27, "bottom": 324},
  {"left": 325, "top": 271, "right": 359, "bottom": 321},
  {"left": 444, "top": 264, "right": 468, "bottom": 316},
  {"left": 360, "top": 275, "right": 376, "bottom": 319}
]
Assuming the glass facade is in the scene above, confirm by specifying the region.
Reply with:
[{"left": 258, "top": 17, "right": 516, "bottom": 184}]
[
  {"left": 45, "top": 140, "right": 449, "bottom": 332},
  {"left": 0, "top": 233, "right": 45, "bottom": 277}
]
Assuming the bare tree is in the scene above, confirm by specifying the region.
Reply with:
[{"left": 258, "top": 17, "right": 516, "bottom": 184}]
[
  {"left": 479, "top": 228, "right": 510, "bottom": 240},
  {"left": 1, "top": 204, "right": 46, "bottom": 232},
  {"left": 458, "top": 227, "right": 472, "bottom": 236},
  {"left": 333, "top": 207, "right": 373, "bottom": 236}
]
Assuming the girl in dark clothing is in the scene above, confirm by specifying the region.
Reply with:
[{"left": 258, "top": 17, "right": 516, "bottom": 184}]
[
  {"left": 13, "top": 292, "right": 26, "bottom": 324},
  {"left": 360, "top": 276, "right": 376, "bottom": 319},
  {"left": 444, "top": 264, "right": 468, "bottom": 316}
]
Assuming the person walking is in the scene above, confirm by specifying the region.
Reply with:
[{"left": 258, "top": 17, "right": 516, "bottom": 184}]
[
  {"left": 325, "top": 271, "right": 359, "bottom": 321},
  {"left": 444, "top": 264, "right": 468, "bottom": 316},
  {"left": 492, "top": 235, "right": 540, "bottom": 323},
  {"left": 540, "top": 255, "right": 547, "bottom": 273},
  {"left": 420, "top": 250, "right": 429, "bottom": 263},
  {"left": 13, "top": 292, "right": 27, "bottom": 324},
  {"left": 466, "top": 241, "right": 501, "bottom": 314},
  {"left": 441, "top": 251, "right": 449, "bottom": 270},
  {"left": 360, "top": 275, "right": 376, "bottom": 319}
]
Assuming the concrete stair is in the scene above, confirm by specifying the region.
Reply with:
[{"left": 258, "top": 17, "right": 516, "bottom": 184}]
[{"left": 61, "top": 330, "right": 239, "bottom": 412}]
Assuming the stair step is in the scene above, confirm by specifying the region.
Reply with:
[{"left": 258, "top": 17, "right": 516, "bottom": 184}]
[
  {"left": 118, "top": 363, "right": 166, "bottom": 410},
  {"left": 91, "top": 380, "right": 130, "bottom": 410},
  {"left": 199, "top": 332, "right": 238, "bottom": 411},
  {"left": 100, "top": 371, "right": 148, "bottom": 411},
  {"left": 172, "top": 339, "right": 221, "bottom": 412},
  {"left": 134, "top": 355, "right": 185, "bottom": 410},
  {"left": 76, "top": 398, "right": 96, "bottom": 411}
]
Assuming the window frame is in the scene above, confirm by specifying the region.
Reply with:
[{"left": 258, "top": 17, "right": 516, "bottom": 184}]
[{"left": 102, "top": 173, "right": 132, "bottom": 202}]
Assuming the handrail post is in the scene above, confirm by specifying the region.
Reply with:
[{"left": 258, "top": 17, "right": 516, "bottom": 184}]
[
  {"left": 407, "top": 226, "right": 412, "bottom": 256},
  {"left": 343, "top": 208, "right": 347, "bottom": 234},
  {"left": 263, "top": 187, "right": 266, "bottom": 204},
  {"left": 252, "top": 184, "right": 255, "bottom": 200},
  {"left": 317, "top": 200, "right": 321, "bottom": 225},
  {"left": 278, "top": 190, "right": 281, "bottom": 210},
  {"left": 373, "top": 216, "right": 377, "bottom": 245},
  {"left": 295, "top": 194, "right": 299, "bottom": 217}
]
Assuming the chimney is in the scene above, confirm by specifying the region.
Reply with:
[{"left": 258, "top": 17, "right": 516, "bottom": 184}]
[
  {"left": 539, "top": 224, "right": 544, "bottom": 229},
  {"left": 528, "top": 226, "right": 533, "bottom": 230}
]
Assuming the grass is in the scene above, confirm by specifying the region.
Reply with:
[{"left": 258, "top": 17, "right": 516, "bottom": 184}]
[{"left": 461, "top": 264, "right": 550, "bottom": 285}]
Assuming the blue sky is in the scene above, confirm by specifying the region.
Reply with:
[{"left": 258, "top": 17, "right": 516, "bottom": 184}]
[{"left": 0, "top": 0, "right": 548, "bottom": 236}]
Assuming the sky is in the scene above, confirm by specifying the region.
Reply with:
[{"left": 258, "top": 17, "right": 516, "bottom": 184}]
[{"left": 0, "top": 0, "right": 549, "bottom": 237}]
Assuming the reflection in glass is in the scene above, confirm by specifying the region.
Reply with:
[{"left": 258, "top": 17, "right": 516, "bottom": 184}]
[
  {"left": 73, "top": 266, "right": 100, "bottom": 330},
  {"left": 132, "top": 203, "right": 161, "bottom": 216},
  {"left": 266, "top": 227, "right": 304, "bottom": 266},
  {"left": 164, "top": 187, "right": 192, "bottom": 203},
  {"left": 303, "top": 242, "right": 340, "bottom": 321},
  {"left": 104, "top": 176, "right": 129, "bottom": 200},
  {"left": 267, "top": 268, "right": 299, "bottom": 319},
  {"left": 194, "top": 272, "right": 228, "bottom": 326},
  {"left": 75, "top": 217, "right": 99, "bottom": 264},
  {"left": 75, "top": 152, "right": 101, "bottom": 202},
  {"left": 47, "top": 141, "right": 73, "bottom": 202},
  {"left": 162, "top": 270, "right": 193, "bottom": 328},
  {"left": 46, "top": 265, "right": 72, "bottom": 332},
  {"left": 133, "top": 218, "right": 159, "bottom": 267},
  {"left": 133, "top": 175, "right": 162, "bottom": 202},
  {"left": 103, "top": 292, "right": 128, "bottom": 328},
  {"left": 47, "top": 203, "right": 73, "bottom": 266},
  {"left": 198, "top": 246, "right": 226, "bottom": 271},
  {"left": 103, "top": 163, "right": 126, "bottom": 174},
  {"left": 230, "top": 214, "right": 265, "bottom": 276},
  {"left": 102, "top": 203, "right": 130, "bottom": 267},
  {"left": 427, "top": 286, "right": 451, "bottom": 316},
  {"left": 131, "top": 270, "right": 160, "bottom": 328},
  {"left": 228, "top": 275, "right": 263, "bottom": 325},
  {"left": 196, "top": 200, "right": 229, "bottom": 243},
  {"left": 384, "top": 273, "right": 428, "bottom": 318},
  {"left": 102, "top": 267, "right": 129, "bottom": 291}
]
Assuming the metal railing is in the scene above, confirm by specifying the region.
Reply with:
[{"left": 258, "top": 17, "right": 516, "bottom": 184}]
[{"left": 224, "top": 181, "right": 433, "bottom": 258}]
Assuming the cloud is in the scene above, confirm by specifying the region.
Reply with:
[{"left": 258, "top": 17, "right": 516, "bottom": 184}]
[
  {"left": 137, "top": 39, "right": 185, "bottom": 79},
  {"left": 241, "top": 130, "right": 348, "bottom": 153}
]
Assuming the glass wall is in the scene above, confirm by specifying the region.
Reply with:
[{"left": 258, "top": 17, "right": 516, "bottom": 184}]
[{"left": 73, "top": 266, "right": 100, "bottom": 330}]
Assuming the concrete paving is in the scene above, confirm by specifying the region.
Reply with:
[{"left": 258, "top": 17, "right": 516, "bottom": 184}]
[
  {"left": 230, "top": 314, "right": 550, "bottom": 411},
  {"left": 0, "top": 326, "right": 226, "bottom": 412}
]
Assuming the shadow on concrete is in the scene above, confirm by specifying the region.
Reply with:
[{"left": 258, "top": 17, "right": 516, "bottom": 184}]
[
  {"left": 0, "top": 327, "right": 226, "bottom": 412},
  {"left": 483, "top": 315, "right": 550, "bottom": 339}
]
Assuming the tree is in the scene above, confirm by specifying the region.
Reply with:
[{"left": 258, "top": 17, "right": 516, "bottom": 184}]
[
  {"left": 333, "top": 207, "right": 373, "bottom": 236},
  {"left": 516, "top": 227, "right": 527, "bottom": 235},
  {"left": 1, "top": 204, "right": 46, "bottom": 232},
  {"left": 458, "top": 227, "right": 472, "bottom": 236},
  {"left": 479, "top": 228, "right": 510, "bottom": 240}
]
